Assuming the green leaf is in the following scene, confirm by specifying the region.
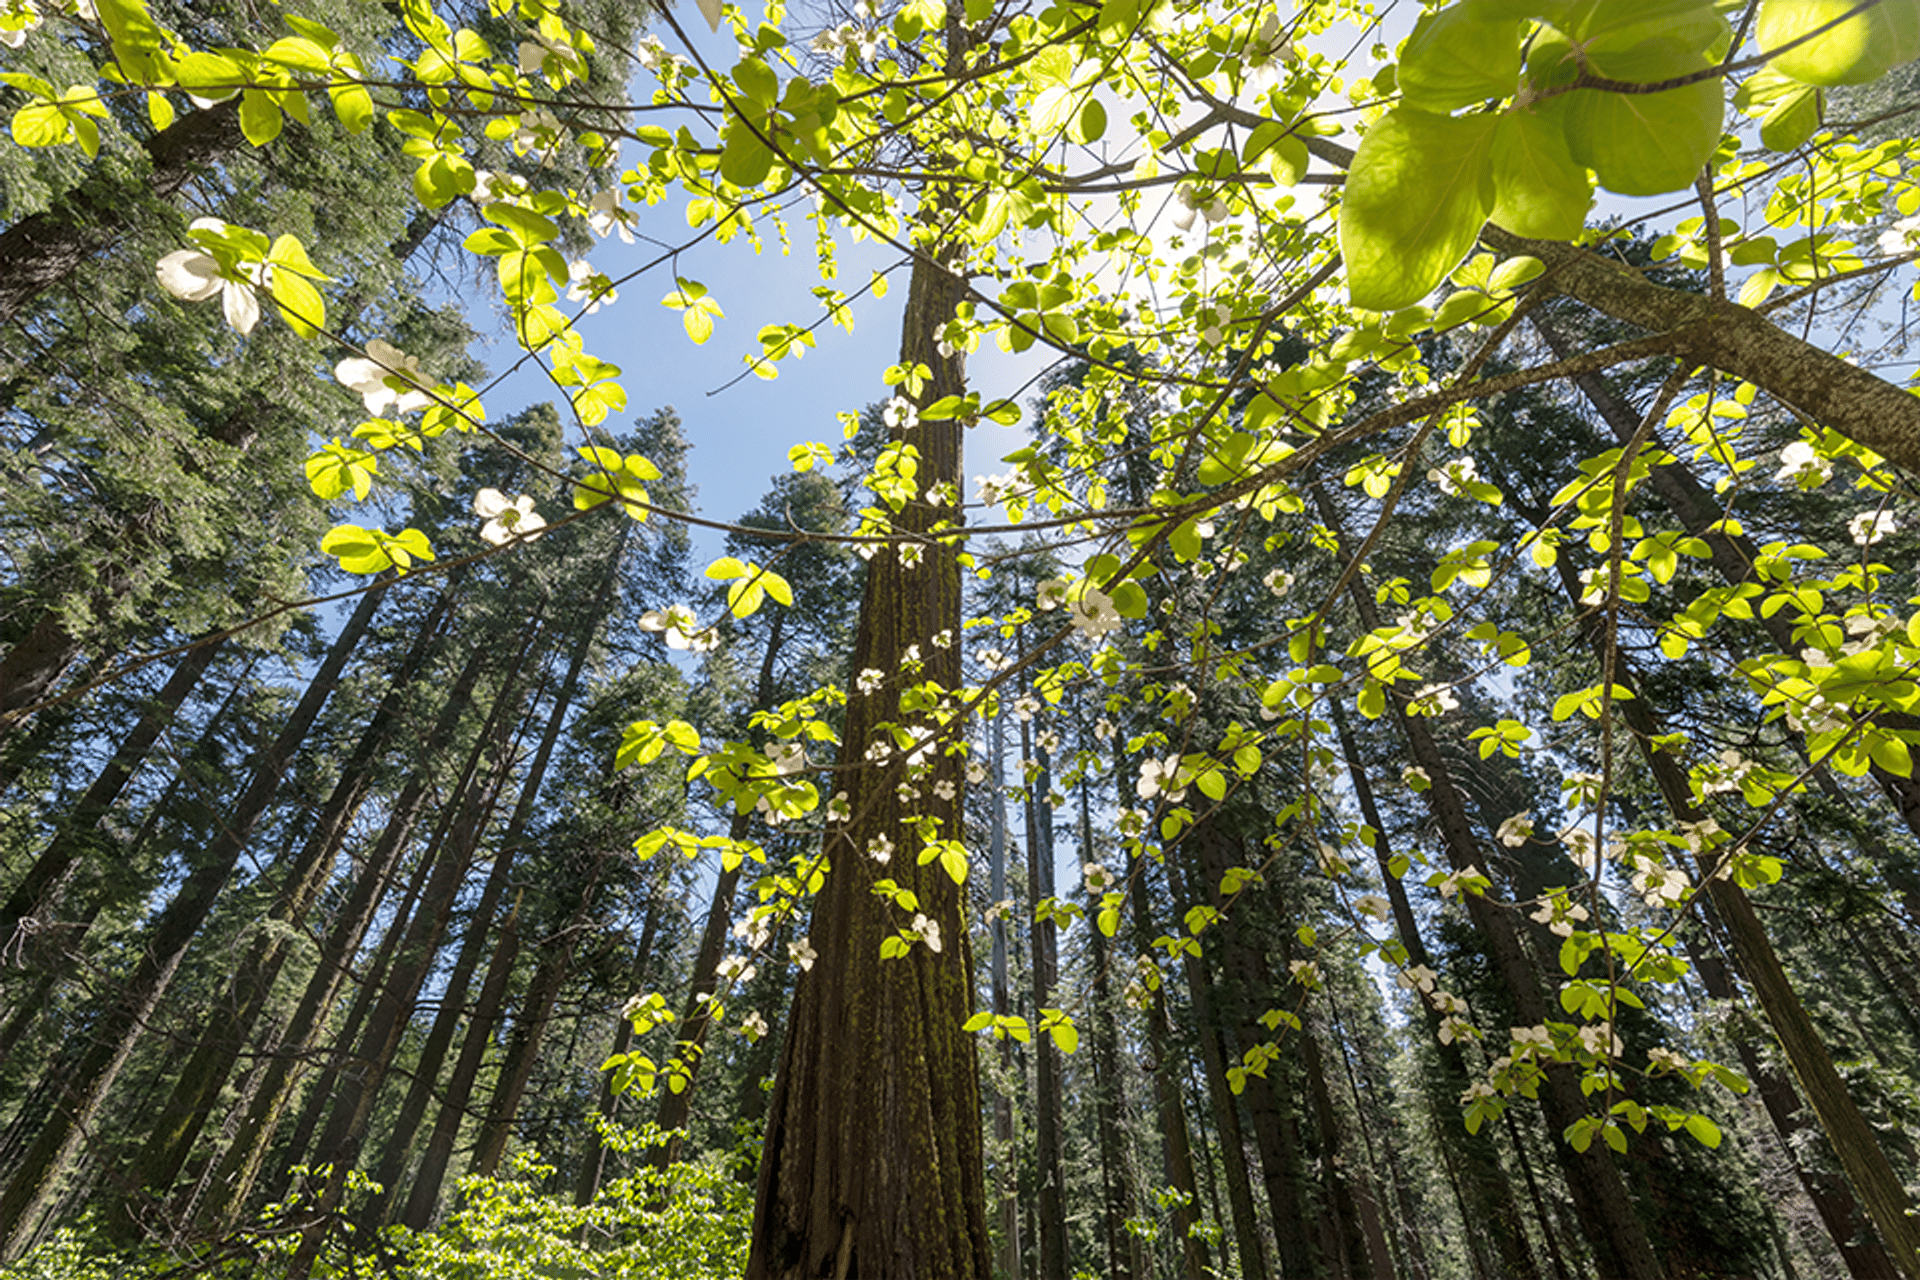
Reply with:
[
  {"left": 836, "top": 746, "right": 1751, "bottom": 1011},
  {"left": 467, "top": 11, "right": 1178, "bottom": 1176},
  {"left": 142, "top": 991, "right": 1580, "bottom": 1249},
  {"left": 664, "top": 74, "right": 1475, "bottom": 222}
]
[
  {"left": 1683, "top": 1113, "right": 1722, "bottom": 1149},
  {"left": 173, "top": 51, "right": 244, "bottom": 99},
  {"left": 238, "top": 88, "right": 282, "bottom": 145},
  {"left": 1398, "top": 7, "right": 1522, "bottom": 113},
  {"left": 1110, "top": 580, "right": 1148, "bottom": 618},
  {"left": 305, "top": 441, "right": 376, "bottom": 500},
  {"left": 1733, "top": 65, "right": 1824, "bottom": 152},
  {"left": 1758, "top": 0, "right": 1920, "bottom": 87},
  {"left": 1559, "top": 44, "right": 1724, "bottom": 197},
  {"left": 330, "top": 82, "right": 373, "bottom": 133},
  {"left": 963, "top": 1012, "right": 993, "bottom": 1032},
  {"left": 1491, "top": 109, "right": 1592, "bottom": 239},
  {"left": 1340, "top": 108, "right": 1499, "bottom": 311},
  {"left": 269, "top": 268, "right": 325, "bottom": 338},
  {"left": 97, "top": 0, "right": 170, "bottom": 85},
  {"left": 720, "top": 127, "right": 774, "bottom": 189},
  {"left": 1071, "top": 97, "right": 1107, "bottom": 144},
  {"left": 11, "top": 103, "right": 71, "bottom": 149}
]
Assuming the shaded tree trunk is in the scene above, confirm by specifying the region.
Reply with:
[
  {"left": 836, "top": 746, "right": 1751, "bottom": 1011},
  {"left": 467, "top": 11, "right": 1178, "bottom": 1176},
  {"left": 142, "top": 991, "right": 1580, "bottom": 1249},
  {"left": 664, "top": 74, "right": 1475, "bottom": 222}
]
[
  {"left": 195, "top": 637, "right": 514, "bottom": 1232},
  {"left": 0, "top": 581, "right": 386, "bottom": 1261},
  {"left": 748, "top": 241, "right": 988, "bottom": 1278},
  {"left": 1022, "top": 735, "right": 1070, "bottom": 1280}
]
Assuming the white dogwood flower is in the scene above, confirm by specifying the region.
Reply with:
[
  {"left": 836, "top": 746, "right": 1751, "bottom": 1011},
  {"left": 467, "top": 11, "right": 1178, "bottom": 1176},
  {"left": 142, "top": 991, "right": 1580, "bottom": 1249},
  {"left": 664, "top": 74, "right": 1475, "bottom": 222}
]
[
  {"left": 639, "top": 604, "right": 717, "bottom": 651},
  {"left": 156, "top": 219, "right": 268, "bottom": 336},
  {"left": 334, "top": 339, "right": 432, "bottom": 415},
  {"left": 473, "top": 489, "right": 545, "bottom": 545}
]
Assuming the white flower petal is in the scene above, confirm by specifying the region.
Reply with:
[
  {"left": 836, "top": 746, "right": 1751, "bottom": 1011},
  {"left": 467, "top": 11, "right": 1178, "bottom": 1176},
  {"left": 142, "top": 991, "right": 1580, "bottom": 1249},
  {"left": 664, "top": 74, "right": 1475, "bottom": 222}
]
[
  {"left": 222, "top": 282, "right": 260, "bottom": 336},
  {"left": 156, "top": 250, "right": 223, "bottom": 302}
]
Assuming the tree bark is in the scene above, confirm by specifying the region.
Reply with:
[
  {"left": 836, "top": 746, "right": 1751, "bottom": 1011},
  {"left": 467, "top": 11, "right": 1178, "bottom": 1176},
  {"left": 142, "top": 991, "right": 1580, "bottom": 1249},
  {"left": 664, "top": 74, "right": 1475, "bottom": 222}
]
[
  {"left": 748, "top": 241, "right": 988, "bottom": 1278},
  {"left": 1021, "top": 736, "right": 1070, "bottom": 1280}
]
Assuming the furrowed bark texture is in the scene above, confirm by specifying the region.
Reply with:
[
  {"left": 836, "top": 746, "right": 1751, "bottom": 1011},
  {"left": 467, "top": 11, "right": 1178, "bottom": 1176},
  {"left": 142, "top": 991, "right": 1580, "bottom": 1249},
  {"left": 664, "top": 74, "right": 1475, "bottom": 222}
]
[{"left": 748, "top": 245, "right": 988, "bottom": 1279}]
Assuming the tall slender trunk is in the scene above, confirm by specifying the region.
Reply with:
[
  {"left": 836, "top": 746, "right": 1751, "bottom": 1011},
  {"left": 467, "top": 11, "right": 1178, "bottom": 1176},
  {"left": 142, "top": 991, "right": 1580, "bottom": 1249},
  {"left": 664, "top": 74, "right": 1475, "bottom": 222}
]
[
  {"left": 1021, "top": 733, "right": 1069, "bottom": 1280},
  {"left": 1175, "top": 920, "right": 1269, "bottom": 1280},
  {"left": 1080, "top": 773, "right": 1141, "bottom": 1280},
  {"left": 395, "top": 889, "right": 524, "bottom": 1227},
  {"left": 654, "top": 604, "right": 786, "bottom": 1167},
  {"left": 1316, "top": 486, "right": 1662, "bottom": 1280},
  {"left": 195, "top": 637, "right": 513, "bottom": 1233},
  {"left": 748, "top": 236, "right": 988, "bottom": 1277},
  {"left": 1542, "top": 550, "right": 1920, "bottom": 1278},
  {"left": 0, "top": 637, "right": 222, "bottom": 959},
  {"left": 402, "top": 553, "right": 618, "bottom": 1217},
  {"left": 1120, "top": 751, "right": 1207, "bottom": 1280},
  {"left": 988, "top": 705, "right": 1023, "bottom": 1279},
  {"left": 574, "top": 858, "right": 673, "bottom": 1207},
  {"left": 287, "top": 717, "right": 523, "bottom": 1277},
  {"left": 1532, "top": 309, "right": 1920, "bottom": 844},
  {"left": 0, "top": 582, "right": 386, "bottom": 1261}
]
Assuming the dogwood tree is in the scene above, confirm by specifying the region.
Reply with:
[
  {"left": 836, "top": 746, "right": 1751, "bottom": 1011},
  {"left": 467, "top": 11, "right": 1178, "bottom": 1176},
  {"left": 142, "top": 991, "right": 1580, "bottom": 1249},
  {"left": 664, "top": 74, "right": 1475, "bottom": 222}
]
[{"left": 7, "top": 0, "right": 1920, "bottom": 1274}]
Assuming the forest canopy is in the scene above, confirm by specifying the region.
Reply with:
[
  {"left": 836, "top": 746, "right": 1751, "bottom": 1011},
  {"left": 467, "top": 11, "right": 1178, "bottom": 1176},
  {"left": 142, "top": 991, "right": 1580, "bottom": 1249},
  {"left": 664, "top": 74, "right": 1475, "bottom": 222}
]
[{"left": 3, "top": 0, "right": 1920, "bottom": 1277}]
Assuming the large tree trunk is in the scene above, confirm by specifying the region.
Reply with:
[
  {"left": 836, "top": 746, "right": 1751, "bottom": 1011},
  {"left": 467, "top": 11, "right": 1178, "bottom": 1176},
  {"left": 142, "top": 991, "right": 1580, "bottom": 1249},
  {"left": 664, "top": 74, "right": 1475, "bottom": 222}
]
[
  {"left": 0, "top": 581, "right": 385, "bottom": 1261},
  {"left": 747, "top": 241, "right": 989, "bottom": 1278}
]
